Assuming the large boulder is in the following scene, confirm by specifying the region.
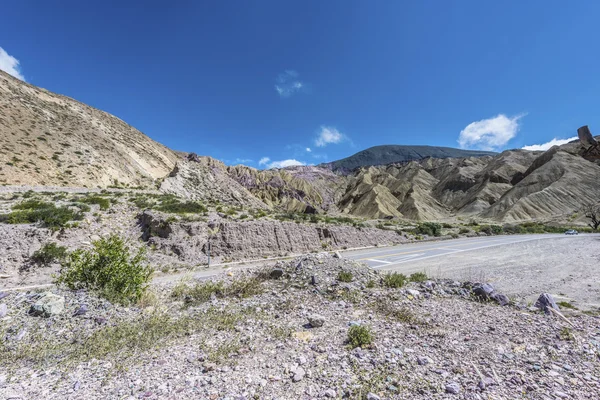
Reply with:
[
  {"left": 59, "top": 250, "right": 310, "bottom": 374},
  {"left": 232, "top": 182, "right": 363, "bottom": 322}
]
[{"left": 29, "top": 292, "right": 65, "bottom": 317}]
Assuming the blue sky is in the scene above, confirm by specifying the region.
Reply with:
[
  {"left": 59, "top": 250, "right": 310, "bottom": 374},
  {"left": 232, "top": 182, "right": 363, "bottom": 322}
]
[{"left": 1, "top": 1, "right": 599, "bottom": 168}]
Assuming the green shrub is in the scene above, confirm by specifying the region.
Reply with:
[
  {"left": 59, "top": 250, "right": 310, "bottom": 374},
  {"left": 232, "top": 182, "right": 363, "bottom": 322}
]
[
  {"left": 409, "top": 272, "right": 428, "bottom": 282},
  {"left": 416, "top": 222, "right": 441, "bottom": 237},
  {"left": 383, "top": 272, "right": 407, "bottom": 288},
  {"left": 54, "top": 235, "right": 152, "bottom": 305},
  {"left": 347, "top": 325, "right": 374, "bottom": 349},
  {"left": 80, "top": 195, "right": 110, "bottom": 210},
  {"left": 30, "top": 243, "right": 68, "bottom": 266},
  {"left": 337, "top": 271, "right": 354, "bottom": 282},
  {"left": 479, "top": 225, "right": 493, "bottom": 235},
  {"left": 459, "top": 227, "right": 470, "bottom": 234},
  {"left": 1, "top": 201, "right": 83, "bottom": 230},
  {"left": 491, "top": 225, "right": 503, "bottom": 234},
  {"left": 157, "top": 201, "right": 207, "bottom": 214},
  {"left": 442, "top": 223, "right": 453, "bottom": 228}
]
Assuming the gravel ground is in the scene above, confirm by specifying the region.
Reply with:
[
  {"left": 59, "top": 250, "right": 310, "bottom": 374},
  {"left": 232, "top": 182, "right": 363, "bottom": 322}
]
[
  {"left": 384, "top": 235, "right": 600, "bottom": 310},
  {"left": 1, "top": 254, "right": 599, "bottom": 399}
]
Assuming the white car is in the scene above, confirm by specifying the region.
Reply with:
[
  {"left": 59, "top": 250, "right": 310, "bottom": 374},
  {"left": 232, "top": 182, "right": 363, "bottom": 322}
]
[{"left": 565, "top": 229, "right": 578, "bottom": 235}]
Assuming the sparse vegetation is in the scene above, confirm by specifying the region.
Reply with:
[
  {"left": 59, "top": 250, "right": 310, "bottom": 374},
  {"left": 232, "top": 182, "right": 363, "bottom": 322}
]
[
  {"left": 557, "top": 301, "right": 578, "bottom": 310},
  {"left": 54, "top": 235, "right": 152, "bottom": 305},
  {"left": 80, "top": 195, "right": 111, "bottom": 210},
  {"left": 0, "top": 200, "right": 83, "bottom": 230},
  {"left": 409, "top": 272, "right": 428, "bottom": 282},
  {"left": 30, "top": 242, "right": 68, "bottom": 266},
  {"left": 383, "top": 272, "right": 407, "bottom": 288},
  {"left": 347, "top": 325, "right": 374, "bottom": 349},
  {"left": 582, "top": 203, "right": 600, "bottom": 231},
  {"left": 337, "top": 270, "right": 354, "bottom": 282},
  {"left": 172, "top": 275, "right": 265, "bottom": 305}
]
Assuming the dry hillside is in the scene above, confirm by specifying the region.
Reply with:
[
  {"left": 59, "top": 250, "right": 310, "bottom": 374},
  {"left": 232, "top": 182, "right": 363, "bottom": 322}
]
[{"left": 0, "top": 70, "right": 177, "bottom": 188}]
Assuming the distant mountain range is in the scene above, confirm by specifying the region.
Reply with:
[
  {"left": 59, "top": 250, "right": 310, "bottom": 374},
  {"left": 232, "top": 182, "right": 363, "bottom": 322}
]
[
  {"left": 320, "top": 145, "right": 497, "bottom": 171},
  {"left": 2, "top": 69, "right": 599, "bottom": 224}
]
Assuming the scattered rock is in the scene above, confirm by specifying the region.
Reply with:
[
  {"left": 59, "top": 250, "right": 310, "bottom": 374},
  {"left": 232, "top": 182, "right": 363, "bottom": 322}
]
[
  {"left": 308, "top": 314, "right": 325, "bottom": 328},
  {"left": 28, "top": 292, "right": 65, "bottom": 317},
  {"left": 490, "top": 292, "right": 510, "bottom": 306},
  {"left": 366, "top": 393, "right": 381, "bottom": 400},
  {"left": 445, "top": 382, "right": 461, "bottom": 394},
  {"left": 0, "top": 292, "right": 9, "bottom": 300},
  {"left": 0, "top": 303, "right": 7, "bottom": 318},
  {"left": 292, "top": 367, "right": 305, "bottom": 382},
  {"left": 73, "top": 304, "right": 88, "bottom": 316},
  {"left": 324, "top": 388, "right": 336, "bottom": 397},
  {"left": 535, "top": 293, "right": 559, "bottom": 314}
]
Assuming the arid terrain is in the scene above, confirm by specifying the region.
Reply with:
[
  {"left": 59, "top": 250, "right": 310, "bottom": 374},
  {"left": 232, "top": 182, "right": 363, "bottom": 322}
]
[{"left": 1, "top": 66, "right": 600, "bottom": 400}]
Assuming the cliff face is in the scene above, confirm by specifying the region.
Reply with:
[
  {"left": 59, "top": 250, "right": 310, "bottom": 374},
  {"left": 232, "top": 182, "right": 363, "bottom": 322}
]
[{"left": 138, "top": 211, "right": 408, "bottom": 263}]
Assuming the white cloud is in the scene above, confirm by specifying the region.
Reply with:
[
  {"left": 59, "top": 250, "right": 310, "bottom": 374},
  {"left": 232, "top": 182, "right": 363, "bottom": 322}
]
[
  {"left": 306, "top": 147, "right": 311, "bottom": 152},
  {"left": 458, "top": 114, "right": 525, "bottom": 151},
  {"left": 266, "top": 159, "right": 305, "bottom": 169},
  {"left": 522, "top": 136, "right": 578, "bottom": 151},
  {"left": 315, "top": 126, "right": 347, "bottom": 147},
  {"left": 0, "top": 47, "right": 25, "bottom": 81},
  {"left": 275, "top": 70, "right": 307, "bottom": 98},
  {"left": 258, "top": 157, "right": 271, "bottom": 166}
]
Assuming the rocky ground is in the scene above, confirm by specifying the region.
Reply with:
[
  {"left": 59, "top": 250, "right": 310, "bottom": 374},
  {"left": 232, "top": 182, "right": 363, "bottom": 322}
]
[{"left": 2, "top": 254, "right": 599, "bottom": 399}]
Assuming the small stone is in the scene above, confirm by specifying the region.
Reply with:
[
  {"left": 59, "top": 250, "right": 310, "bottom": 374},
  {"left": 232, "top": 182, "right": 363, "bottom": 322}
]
[
  {"left": 293, "top": 367, "right": 305, "bottom": 382},
  {"left": 406, "top": 289, "right": 421, "bottom": 298},
  {"left": 0, "top": 303, "right": 7, "bottom": 318},
  {"left": 417, "top": 356, "right": 433, "bottom": 365},
  {"left": 366, "top": 393, "right": 381, "bottom": 400},
  {"left": 333, "top": 251, "right": 342, "bottom": 259},
  {"left": 553, "top": 391, "right": 568, "bottom": 398},
  {"left": 324, "top": 389, "right": 336, "bottom": 397},
  {"left": 73, "top": 304, "right": 88, "bottom": 316},
  {"left": 29, "top": 292, "right": 65, "bottom": 317},
  {"left": 308, "top": 314, "right": 325, "bottom": 328},
  {"left": 298, "top": 356, "right": 307, "bottom": 365},
  {"left": 348, "top": 320, "right": 361, "bottom": 327},
  {"left": 73, "top": 381, "right": 80, "bottom": 391},
  {"left": 445, "top": 382, "right": 461, "bottom": 394},
  {"left": 0, "top": 292, "right": 8, "bottom": 300},
  {"left": 203, "top": 363, "right": 217, "bottom": 372}
]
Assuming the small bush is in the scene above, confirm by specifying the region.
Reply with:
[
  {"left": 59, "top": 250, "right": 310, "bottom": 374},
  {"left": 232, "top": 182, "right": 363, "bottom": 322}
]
[
  {"left": 416, "top": 222, "right": 441, "bottom": 237},
  {"left": 54, "top": 235, "right": 152, "bottom": 305},
  {"left": 347, "top": 325, "right": 374, "bottom": 349},
  {"left": 442, "top": 223, "right": 453, "bottom": 228},
  {"left": 409, "top": 272, "right": 428, "bottom": 283},
  {"left": 383, "top": 272, "right": 407, "bottom": 288},
  {"left": 337, "top": 271, "right": 354, "bottom": 282},
  {"left": 80, "top": 195, "right": 110, "bottom": 210},
  {"left": 459, "top": 227, "right": 470, "bottom": 234},
  {"left": 157, "top": 201, "right": 207, "bottom": 214},
  {"left": 366, "top": 279, "right": 376, "bottom": 289},
  {"left": 30, "top": 243, "right": 68, "bottom": 266}
]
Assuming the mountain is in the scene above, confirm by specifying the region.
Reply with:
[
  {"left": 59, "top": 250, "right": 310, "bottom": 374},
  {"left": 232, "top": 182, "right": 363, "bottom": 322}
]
[
  {"left": 0, "top": 70, "right": 177, "bottom": 188},
  {"left": 2, "top": 71, "right": 599, "bottom": 225},
  {"left": 321, "top": 145, "right": 497, "bottom": 171}
]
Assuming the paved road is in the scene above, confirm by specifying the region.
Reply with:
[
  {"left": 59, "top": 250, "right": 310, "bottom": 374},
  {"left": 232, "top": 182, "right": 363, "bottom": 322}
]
[{"left": 342, "top": 234, "right": 567, "bottom": 271}]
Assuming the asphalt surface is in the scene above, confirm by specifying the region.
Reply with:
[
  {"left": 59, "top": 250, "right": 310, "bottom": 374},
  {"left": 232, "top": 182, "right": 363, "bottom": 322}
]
[{"left": 343, "top": 234, "right": 566, "bottom": 270}]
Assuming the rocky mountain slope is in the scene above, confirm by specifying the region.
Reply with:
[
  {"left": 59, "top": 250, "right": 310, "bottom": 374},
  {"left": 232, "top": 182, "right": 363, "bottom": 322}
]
[
  {"left": 2, "top": 71, "right": 599, "bottom": 224},
  {"left": 0, "top": 70, "right": 177, "bottom": 188},
  {"left": 320, "top": 145, "right": 496, "bottom": 171}
]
